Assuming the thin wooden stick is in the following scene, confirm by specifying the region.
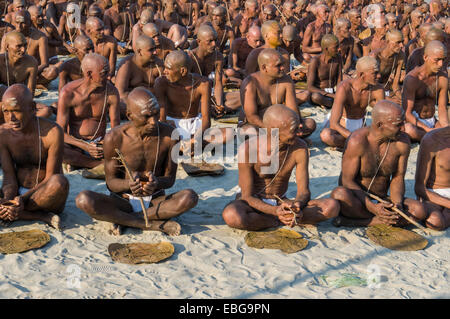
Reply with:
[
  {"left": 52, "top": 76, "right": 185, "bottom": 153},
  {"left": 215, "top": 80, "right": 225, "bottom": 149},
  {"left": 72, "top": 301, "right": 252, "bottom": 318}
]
[
  {"left": 273, "top": 194, "right": 299, "bottom": 225},
  {"left": 366, "top": 192, "right": 431, "bottom": 234},
  {"left": 115, "top": 148, "right": 149, "bottom": 227}
]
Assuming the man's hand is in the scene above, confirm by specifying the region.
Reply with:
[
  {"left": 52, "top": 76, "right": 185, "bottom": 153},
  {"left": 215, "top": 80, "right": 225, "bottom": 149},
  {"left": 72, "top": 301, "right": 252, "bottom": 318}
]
[
  {"left": 141, "top": 172, "right": 159, "bottom": 196},
  {"left": 129, "top": 173, "right": 144, "bottom": 197},
  {"left": 85, "top": 142, "right": 104, "bottom": 159},
  {"left": 0, "top": 196, "right": 23, "bottom": 221},
  {"left": 372, "top": 201, "right": 399, "bottom": 225},
  {"left": 276, "top": 202, "right": 302, "bottom": 227}
]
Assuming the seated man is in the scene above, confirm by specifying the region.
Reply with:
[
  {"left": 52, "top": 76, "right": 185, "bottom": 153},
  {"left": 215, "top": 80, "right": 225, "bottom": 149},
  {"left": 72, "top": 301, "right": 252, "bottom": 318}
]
[
  {"left": 115, "top": 35, "right": 163, "bottom": 116},
  {"left": 406, "top": 28, "right": 445, "bottom": 73},
  {"left": 3, "top": 10, "right": 59, "bottom": 90},
  {"left": 0, "top": 84, "right": 69, "bottom": 229},
  {"left": 222, "top": 104, "right": 339, "bottom": 231},
  {"left": 187, "top": 24, "right": 225, "bottom": 115},
  {"left": 58, "top": 35, "right": 95, "bottom": 92},
  {"left": 402, "top": 41, "right": 448, "bottom": 142},
  {"left": 57, "top": 53, "right": 121, "bottom": 173},
  {"left": 29, "top": 5, "right": 64, "bottom": 58},
  {"left": 321, "top": 56, "right": 384, "bottom": 150},
  {"left": 240, "top": 48, "right": 316, "bottom": 138},
  {"left": 307, "top": 34, "right": 343, "bottom": 109},
  {"left": 331, "top": 101, "right": 427, "bottom": 227},
  {"left": 103, "top": 0, "right": 135, "bottom": 54},
  {"left": 415, "top": 126, "right": 450, "bottom": 231},
  {"left": 85, "top": 17, "right": 117, "bottom": 79},
  {"left": 301, "top": 4, "right": 331, "bottom": 62},
  {"left": 142, "top": 23, "right": 174, "bottom": 61},
  {"left": 370, "top": 29, "right": 405, "bottom": 103},
  {"left": 210, "top": 5, "right": 235, "bottom": 56},
  {"left": 334, "top": 18, "right": 355, "bottom": 75},
  {"left": 154, "top": 50, "right": 232, "bottom": 150},
  {"left": 75, "top": 87, "right": 198, "bottom": 236}
]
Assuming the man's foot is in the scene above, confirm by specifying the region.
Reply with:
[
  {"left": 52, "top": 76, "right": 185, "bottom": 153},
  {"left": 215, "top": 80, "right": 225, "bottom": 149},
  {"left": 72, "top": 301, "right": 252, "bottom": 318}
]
[
  {"left": 47, "top": 213, "right": 61, "bottom": 230},
  {"left": 82, "top": 163, "right": 105, "bottom": 180},
  {"left": 108, "top": 223, "right": 123, "bottom": 236},
  {"left": 145, "top": 220, "right": 181, "bottom": 236}
]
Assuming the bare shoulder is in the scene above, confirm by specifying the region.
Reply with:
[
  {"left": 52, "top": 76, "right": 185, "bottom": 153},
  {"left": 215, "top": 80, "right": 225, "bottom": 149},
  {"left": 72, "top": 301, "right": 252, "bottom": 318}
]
[
  {"left": 39, "top": 117, "right": 63, "bottom": 139},
  {"left": 279, "top": 74, "right": 294, "bottom": 86},
  {"left": 31, "top": 28, "right": 46, "bottom": 40},
  {"left": 291, "top": 138, "right": 308, "bottom": 159},
  {"left": 60, "top": 79, "right": 82, "bottom": 100},
  {"left": 22, "top": 54, "right": 39, "bottom": 67},
  {"left": 345, "top": 127, "right": 369, "bottom": 154},
  {"left": 154, "top": 75, "right": 169, "bottom": 87},
  {"left": 105, "top": 122, "right": 127, "bottom": 148},
  {"left": 393, "top": 132, "right": 411, "bottom": 154}
]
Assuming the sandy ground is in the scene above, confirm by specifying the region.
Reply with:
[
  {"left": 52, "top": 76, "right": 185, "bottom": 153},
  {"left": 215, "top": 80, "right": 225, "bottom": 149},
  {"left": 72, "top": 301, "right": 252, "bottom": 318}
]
[{"left": 0, "top": 76, "right": 448, "bottom": 299}]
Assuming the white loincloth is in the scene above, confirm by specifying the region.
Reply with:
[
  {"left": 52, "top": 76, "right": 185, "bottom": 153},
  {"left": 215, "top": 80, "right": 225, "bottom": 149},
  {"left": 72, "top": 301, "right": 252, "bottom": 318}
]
[
  {"left": 323, "top": 112, "right": 365, "bottom": 132},
  {"left": 427, "top": 188, "right": 450, "bottom": 199},
  {"left": 167, "top": 115, "right": 202, "bottom": 140},
  {"left": 124, "top": 194, "right": 153, "bottom": 213},
  {"left": 412, "top": 111, "right": 436, "bottom": 128},
  {"left": 19, "top": 187, "right": 29, "bottom": 196}
]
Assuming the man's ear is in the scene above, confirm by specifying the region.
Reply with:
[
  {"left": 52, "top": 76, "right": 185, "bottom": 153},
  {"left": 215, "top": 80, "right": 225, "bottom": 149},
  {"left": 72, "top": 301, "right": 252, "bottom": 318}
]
[
  {"left": 87, "top": 70, "right": 93, "bottom": 79},
  {"left": 180, "top": 66, "right": 188, "bottom": 77}
]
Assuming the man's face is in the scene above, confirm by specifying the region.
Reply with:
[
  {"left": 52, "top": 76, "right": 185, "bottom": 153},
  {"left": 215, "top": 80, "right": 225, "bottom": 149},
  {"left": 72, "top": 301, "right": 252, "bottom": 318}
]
[
  {"left": 2, "top": 98, "right": 32, "bottom": 131},
  {"left": 261, "top": 8, "right": 276, "bottom": 21},
  {"left": 266, "top": 26, "right": 281, "bottom": 47},
  {"left": 89, "top": 23, "right": 104, "bottom": 40},
  {"left": 76, "top": 41, "right": 94, "bottom": 60},
  {"left": 212, "top": 12, "right": 225, "bottom": 27},
  {"left": 375, "top": 18, "right": 388, "bottom": 36},
  {"left": 283, "top": 4, "right": 295, "bottom": 18},
  {"left": 199, "top": 32, "right": 216, "bottom": 54},
  {"left": 247, "top": 31, "right": 262, "bottom": 48},
  {"left": 411, "top": 13, "right": 424, "bottom": 25},
  {"left": 31, "top": 9, "right": 45, "bottom": 26},
  {"left": 130, "top": 102, "right": 160, "bottom": 135},
  {"left": 148, "top": 29, "right": 161, "bottom": 46},
  {"left": 14, "top": 15, "right": 30, "bottom": 33},
  {"left": 7, "top": 37, "right": 27, "bottom": 59},
  {"left": 381, "top": 111, "right": 405, "bottom": 140},
  {"left": 387, "top": 17, "right": 397, "bottom": 29},
  {"left": 363, "top": 65, "right": 380, "bottom": 85},
  {"left": 14, "top": 2, "right": 25, "bottom": 11},
  {"left": 425, "top": 50, "right": 446, "bottom": 73},
  {"left": 89, "top": 62, "right": 109, "bottom": 87},
  {"left": 389, "top": 35, "right": 404, "bottom": 54},
  {"left": 164, "top": 60, "right": 183, "bottom": 83},
  {"left": 338, "top": 24, "right": 350, "bottom": 38},
  {"left": 263, "top": 56, "right": 285, "bottom": 78},
  {"left": 139, "top": 43, "right": 157, "bottom": 62},
  {"left": 326, "top": 42, "right": 339, "bottom": 57},
  {"left": 318, "top": 7, "right": 330, "bottom": 21},
  {"left": 350, "top": 13, "right": 361, "bottom": 26},
  {"left": 245, "top": 3, "right": 258, "bottom": 18}
]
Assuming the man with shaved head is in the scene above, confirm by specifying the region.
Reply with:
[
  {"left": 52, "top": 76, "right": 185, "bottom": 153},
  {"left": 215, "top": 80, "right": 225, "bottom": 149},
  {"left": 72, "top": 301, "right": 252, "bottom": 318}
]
[
  {"left": 334, "top": 18, "right": 354, "bottom": 75},
  {"left": 115, "top": 35, "right": 164, "bottom": 115},
  {"left": 210, "top": 5, "right": 235, "bottom": 55},
  {"left": 279, "top": 25, "right": 303, "bottom": 67},
  {"left": 57, "top": 53, "right": 120, "bottom": 174},
  {"left": 1, "top": 10, "right": 59, "bottom": 90},
  {"left": 222, "top": 104, "right": 339, "bottom": 230},
  {"left": 402, "top": 40, "right": 449, "bottom": 142},
  {"left": 227, "top": 25, "right": 262, "bottom": 81},
  {"left": 58, "top": 35, "right": 94, "bottom": 92},
  {"left": 240, "top": 48, "right": 316, "bottom": 138},
  {"left": 301, "top": 4, "right": 331, "bottom": 62},
  {"left": 4, "top": 0, "right": 25, "bottom": 24},
  {"left": 331, "top": 100, "right": 427, "bottom": 227},
  {"left": 155, "top": 50, "right": 232, "bottom": 151},
  {"left": 402, "top": 9, "right": 424, "bottom": 46},
  {"left": 0, "top": 84, "right": 69, "bottom": 229},
  {"left": 187, "top": 24, "right": 225, "bottom": 116},
  {"left": 321, "top": 56, "right": 385, "bottom": 150},
  {"left": 76, "top": 87, "right": 198, "bottom": 236},
  {"left": 405, "top": 23, "right": 433, "bottom": 59},
  {"left": 361, "top": 14, "right": 388, "bottom": 56},
  {"left": 142, "top": 23, "right": 174, "bottom": 61},
  {"left": 370, "top": 29, "right": 405, "bottom": 103},
  {"left": 103, "top": 0, "right": 135, "bottom": 54},
  {"left": 307, "top": 34, "right": 343, "bottom": 108},
  {"left": 85, "top": 17, "right": 117, "bottom": 79},
  {"left": 232, "top": 0, "right": 261, "bottom": 38},
  {"left": 245, "top": 20, "right": 290, "bottom": 75},
  {"left": 260, "top": 4, "right": 276, "bottom": 24},
  {"left": 415, "top": 126, "right": 450, "bottom": 231},
  {"left": 29, "top": 5, "right": 64, "bottom": 58},
  {"left": 406, "top": 28, "right": 446, "bottom": 73}
]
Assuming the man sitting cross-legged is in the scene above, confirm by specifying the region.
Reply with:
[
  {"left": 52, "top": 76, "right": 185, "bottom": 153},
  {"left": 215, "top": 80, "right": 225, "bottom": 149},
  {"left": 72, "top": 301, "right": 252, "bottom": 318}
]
[
  {"left": 0, "top": 84, "right": 69, "bottom": 229},
  {"left": 331, "top": 100, "right": 427, "bottom": 227},
  {"left": 76, "top": 87, "right": 199, "bottom": 236},
  {"left": 222, "top": 104, "right": 339, "bottom": 230}
]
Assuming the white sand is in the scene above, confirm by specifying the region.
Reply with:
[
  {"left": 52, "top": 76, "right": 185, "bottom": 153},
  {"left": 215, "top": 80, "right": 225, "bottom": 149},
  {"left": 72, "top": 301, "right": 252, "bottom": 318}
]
[{"left": 0, "top": 82, "right": 448, "bottom": 299}]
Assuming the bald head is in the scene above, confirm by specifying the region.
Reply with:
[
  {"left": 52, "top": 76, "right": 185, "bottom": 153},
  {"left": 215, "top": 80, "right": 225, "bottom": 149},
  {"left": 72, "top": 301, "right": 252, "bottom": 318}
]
[
  {"left": 425, "top": 28, "right": 445, "bottom": 45},
  {"left": 127, "top": 87, "right": 160, "bottom": 115},
  {"left": 262, "top": 104, "right": 299, "bottom": 129},
  {"left": 2, "top": 84, "right": 33, "bottom": 112},
  {"left": 212, "top": 5, "right": 226, "bottom": 16},
  {"left": 73, "top": 34, "right": 93, "bottom": 49},
  {"left": 321, "top": 34, "right": 338, "bottom": 49},
  {"left": 258, "top": 48, "right": 281, "bottom": 69},
  {"left": 86, "top": 17, "right": 104, "bottom": 30},
  {"left": 372, "top": 100, "right": 403, "bottom": 125},
  {"left": 424, "top": 40, "right": 447, "bottom": 57},
  {"left": 165, "top": 50, "right": 189, "bottom": 69},
  {"left": 261, "top": 20, "right": 280, "bottom": 38},
  {"left": 356, "top": 56, "right": 378, "bottom": 73},
  {"left": 81, "top": 53, "right": 108, "bottom": 74},
  {"left": 28, "top": 5, "right": 42, "bottom": 16},
  {"left": 142, "top": 23, "right": 159, "bottom": 37},
  {"left": 418, "top": 23, "right": 433, "bottom": 38},
  {"left": 140, "top": 8, "right": 154, "bottom": 24},
  {"left": 135, "top": 34, "right": 155, "bottom": 51},
  {"left": 247, "top": 25, "right": 261, "bottom": 38},
  {"left": 88, "top": 4, "right": 102, "bottom": 16},
  {"left": 282, "top": 25, "right": 296, "bottom": 41},
  {"left": 5, "top": 30, "right": 26, "bottom": 45},
  {"left": 197, "top": 24, "right": 217, "bottom": 40},
  {"left": 386, "top": 29, "right": 403, "bottom": 42},
  {"left": 335, "top": 17, "right": 350, "bottom": 30}
]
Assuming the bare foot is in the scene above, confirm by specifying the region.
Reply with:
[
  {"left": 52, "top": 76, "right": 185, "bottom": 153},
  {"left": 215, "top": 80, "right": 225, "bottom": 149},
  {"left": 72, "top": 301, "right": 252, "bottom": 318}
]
[
  {"left": 108, "top": 223, "right": 122, "bottom": 236},
  {"left": 332, "top": 216, "right": 343, "bottom": 227},
  {"left": 145, "top": 220, "right": 181, "bottom": 236}
]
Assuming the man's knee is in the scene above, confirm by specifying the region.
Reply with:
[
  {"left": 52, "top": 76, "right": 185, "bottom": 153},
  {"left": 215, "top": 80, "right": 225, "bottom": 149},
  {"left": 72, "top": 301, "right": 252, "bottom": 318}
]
[
  {"left": 405, "top": 199, "right": 427, "bottom": 221},
  {"left": 222, "top": 202, "right": 247, "bottom": 228},
  {"left": 331, "top": 186, "right": 351, "bottom": 202},
  {"left": 310, "top": 92, "right": 323, "bottom": 104},
  {"left": 75, "top": 190, "right": 96, "bottom": 213},
  {"left": 47, "top": 174, "right": 69, "bottom": 195},
  {"left": 425, "top": 211, "right": 447, "bottom": 231},
  {"left": 321, "top": 198, "right": 340, "bottom": 219},
  {"left": 174, "top": 189, "right": 199, "bottom": 212},
  {"left": 303, "top": 117, "right": 316, "bottom": 132},
  {"left": 43, "top": 65, "right": 59, "bottom": 81},
  {"left": 320, "top": 127, "right": 332, "bottom": 144}
]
